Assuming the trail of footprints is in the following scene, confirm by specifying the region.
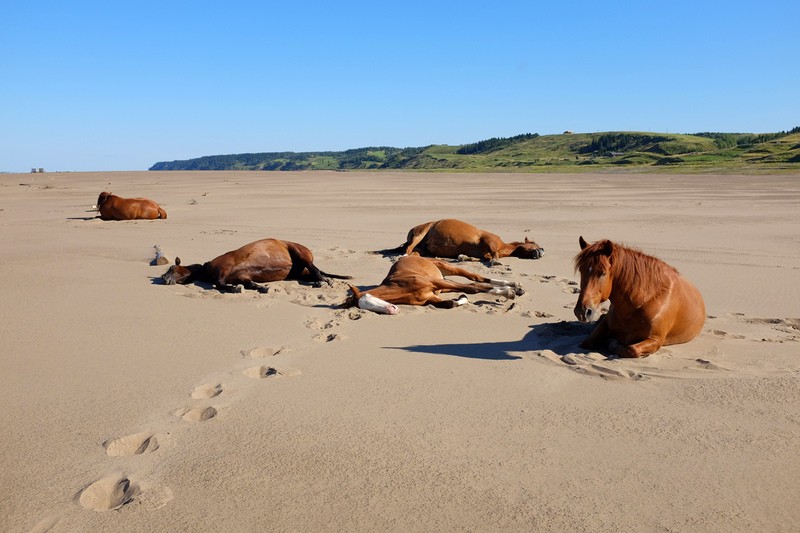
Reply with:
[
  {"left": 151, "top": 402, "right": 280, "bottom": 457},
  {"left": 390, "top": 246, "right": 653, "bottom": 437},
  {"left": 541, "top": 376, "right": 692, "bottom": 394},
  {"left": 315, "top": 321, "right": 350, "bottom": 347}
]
[
  {"left": 72, "top": 263, "right": 799, "bottom": 513},
  {"left": 77, "top": 271, "right": 359, "bottom": 511},
  {"left": 74, "top": 343, "right": 302, "bottom": 513}
]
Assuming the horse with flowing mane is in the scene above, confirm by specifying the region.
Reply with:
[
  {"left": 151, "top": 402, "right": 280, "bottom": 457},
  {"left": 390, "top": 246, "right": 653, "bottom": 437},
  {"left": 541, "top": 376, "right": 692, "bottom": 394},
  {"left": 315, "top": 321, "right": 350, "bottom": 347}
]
[
  {"left": 161, "top": 238, "right": 351, "bottom": 293},
  {"left": 342, "top": 255, "right": 523, "bottom": 314},
  {"left": 573, "top": 236, "right": 705, "bottom": 358},
  {"left": 96, "top": 192, "right": 167, "bottom": 220},
  {"left": 376, "top": 219, "right": 544, "bottom": 263}
]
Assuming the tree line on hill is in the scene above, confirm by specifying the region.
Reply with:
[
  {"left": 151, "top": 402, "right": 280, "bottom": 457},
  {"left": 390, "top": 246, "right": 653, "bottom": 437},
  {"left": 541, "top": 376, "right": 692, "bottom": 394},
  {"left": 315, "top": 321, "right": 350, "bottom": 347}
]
[{"left": 149, "top": 127, "right": 800, "bottom": 171}]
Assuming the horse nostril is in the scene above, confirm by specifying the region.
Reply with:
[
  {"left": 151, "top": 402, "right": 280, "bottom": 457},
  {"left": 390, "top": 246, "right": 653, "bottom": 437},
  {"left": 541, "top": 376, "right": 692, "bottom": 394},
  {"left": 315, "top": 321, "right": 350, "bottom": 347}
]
[{"left": 585, "top": 308, "right": 593, "bottom": 321}]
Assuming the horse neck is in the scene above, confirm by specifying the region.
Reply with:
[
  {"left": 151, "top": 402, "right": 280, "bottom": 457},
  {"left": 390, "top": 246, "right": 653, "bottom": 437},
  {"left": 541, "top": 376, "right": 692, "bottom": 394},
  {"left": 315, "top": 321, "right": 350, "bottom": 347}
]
[
  {"left": 366, "top": 283, "right": 415, "bottom": 304},
  {"left": 609, "top": 247, "right": 672, "bottom": 306},
  {"left": 496, "top": 241, "right": 518, "bottom": 258},
  {"left": 365, "top": 285, "right": 394, "bottom": 300},
  {"left": 504, "top": 241, "right": 536, "bottom": 257},
  {"left": 186, "top": 263, "right": 212, "bottom": 283}
]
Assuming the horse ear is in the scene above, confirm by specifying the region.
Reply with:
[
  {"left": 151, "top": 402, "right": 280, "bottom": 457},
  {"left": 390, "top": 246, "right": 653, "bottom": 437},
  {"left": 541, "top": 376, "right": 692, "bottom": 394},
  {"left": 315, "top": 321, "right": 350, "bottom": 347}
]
[
  {"left": 524, "top": 236, "right": 531, "bottom": 243},
  {"left": 600, "top": 240, "right": 613, "bottom": 257},
  {"left": 175, "top": 257, "right": 181, "bottom": 266},
  {"left": 579, "top": 236, "right": 588, "bottom": 249},
  {"left": 341, "top": 284, "right": 362, "bottom": 309}
]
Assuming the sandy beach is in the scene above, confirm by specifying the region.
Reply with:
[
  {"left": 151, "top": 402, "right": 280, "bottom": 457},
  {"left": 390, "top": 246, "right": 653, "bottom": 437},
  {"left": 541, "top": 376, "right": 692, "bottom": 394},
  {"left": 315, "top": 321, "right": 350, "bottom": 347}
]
[{"left": 1, "top": 170, "right": 798, "bottom": 532}]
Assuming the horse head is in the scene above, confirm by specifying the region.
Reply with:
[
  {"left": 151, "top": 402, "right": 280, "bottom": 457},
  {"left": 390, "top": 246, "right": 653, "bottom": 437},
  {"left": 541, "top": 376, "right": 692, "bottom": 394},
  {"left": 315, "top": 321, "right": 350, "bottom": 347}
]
[
  {"left": 342, "top": 285, "right": 399, "bottom": 315},
  {"left": 161, "top": 257, "right": 200, "bottom": 285},
  {"left": 574, "top": 236, "right": 613, "bottom": 322},
  {"left": 96, "top": 191, "right": 112, "bottom": 209},
  {"left": 511, "top": 236, "right": 545, "bottom": 259}
]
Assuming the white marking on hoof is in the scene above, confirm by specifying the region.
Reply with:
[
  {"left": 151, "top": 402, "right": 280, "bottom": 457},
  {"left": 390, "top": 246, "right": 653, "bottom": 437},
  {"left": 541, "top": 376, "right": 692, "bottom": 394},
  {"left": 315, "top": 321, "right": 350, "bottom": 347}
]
[
  {"left": 488, "top": 278, "right": 517, "bottom": 287},
  {"left": 489, "top": 287, "right": 516, "bottom": 299}
]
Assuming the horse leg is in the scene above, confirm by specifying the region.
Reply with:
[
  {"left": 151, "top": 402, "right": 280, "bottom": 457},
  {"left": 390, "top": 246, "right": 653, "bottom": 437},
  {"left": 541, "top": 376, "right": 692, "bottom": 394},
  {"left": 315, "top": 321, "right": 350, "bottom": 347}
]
[
  {"left": 300, "top": 263, "right": 328, "bottom": 287},
  {"left": 425, "top": 293, "right": 469, "bottom": 309},
  {"left": 431, "top": 261, "right": 523, "bottom": 293},
  {"left": 215, "top": 281, "right": 244, "bottom": 293},
  {"left": 617, "top": 336, "right": 664, "bottom": 358},
  {"left": 430, "top": 278, "right": 517, "bottom": 299},
  {"left": 213, "top": 267, "right": 243, "bottom": 293},
  {"left": 240, "top": 280, "right": 270, "bottom": 293}
]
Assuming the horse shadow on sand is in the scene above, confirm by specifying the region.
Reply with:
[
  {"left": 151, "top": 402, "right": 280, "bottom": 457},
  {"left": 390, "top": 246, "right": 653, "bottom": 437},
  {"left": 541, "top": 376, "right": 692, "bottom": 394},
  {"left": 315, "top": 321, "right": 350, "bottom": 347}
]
[{"left": 386, "top": 320, "right": 596, "bottom": 361}]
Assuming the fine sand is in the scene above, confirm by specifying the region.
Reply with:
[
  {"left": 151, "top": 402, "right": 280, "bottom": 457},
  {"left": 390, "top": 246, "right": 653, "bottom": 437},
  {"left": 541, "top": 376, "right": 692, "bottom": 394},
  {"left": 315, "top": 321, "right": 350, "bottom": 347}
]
[{"left": 1, "top": 170, "right": 798, "bottom": 532}]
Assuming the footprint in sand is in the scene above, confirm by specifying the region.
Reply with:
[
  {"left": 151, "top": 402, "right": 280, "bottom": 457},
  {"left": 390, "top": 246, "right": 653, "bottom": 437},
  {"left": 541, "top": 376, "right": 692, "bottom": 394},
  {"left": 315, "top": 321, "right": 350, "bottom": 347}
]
[
  {"left": 313, "top": 332, "right": 344, "bottom": 342},
  {"left": 78, "top": 474, "right": 138, "bottom": 511},
  {"left": 537, "top": 350, "right": 643, "bottom": 381},
  {"left": 242, "top": 365, "right": 280, "bottom": 379},
  {"left": 103, "top": 432, "right": 159, "bottom": 457},
  {"left": 305, "top": 317, "right": 340, "bottom": 330},
  {"left": 241, "top": 345, "right": 293, "bottom": 358},
  {"left": 176, "top": 406, "right": 217, "bottom": 422},
  {"left": 346, "top": 309, "right": 363, "bottom": 320},
  {"left": 695, "top": 358, "right": 729, "bottom": 371},
  {"left": 547, "top": 276, "right": 580, "bottom": 294},
  {"left": 191, "top": 383, "right": 222, "bottom": 399}
]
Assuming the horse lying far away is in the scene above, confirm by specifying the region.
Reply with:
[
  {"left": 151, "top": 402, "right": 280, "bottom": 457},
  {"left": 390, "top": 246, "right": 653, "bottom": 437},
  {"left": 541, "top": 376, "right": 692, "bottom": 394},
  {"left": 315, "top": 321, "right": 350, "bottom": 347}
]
[
  {"left": 96, "top": 192, "right": 167, "bottom": 220},
  {"left": 342, "top": 255, "right": 524, "bottom": 314},
  {"left": 573, "top": 236, "right": 705, "bottom": 358},
  {"left": 161, "top": 238, "right": 351, "bottom": 293},
  {"left": 376, "top": 219, "right": 544, "bottom": 263}
]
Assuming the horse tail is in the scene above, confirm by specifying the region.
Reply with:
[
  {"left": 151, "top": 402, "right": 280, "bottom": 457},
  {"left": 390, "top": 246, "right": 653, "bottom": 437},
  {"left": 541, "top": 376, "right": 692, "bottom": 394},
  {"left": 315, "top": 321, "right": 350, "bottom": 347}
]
[
  {"left": 319, "top": 270, "right": 353, "bottom": 280},
  {"left": 158, "top": 207, "right": 167, "bottom": 219},
  {"left": 370, "top": 243, "right": 407, "bottom": 256}
]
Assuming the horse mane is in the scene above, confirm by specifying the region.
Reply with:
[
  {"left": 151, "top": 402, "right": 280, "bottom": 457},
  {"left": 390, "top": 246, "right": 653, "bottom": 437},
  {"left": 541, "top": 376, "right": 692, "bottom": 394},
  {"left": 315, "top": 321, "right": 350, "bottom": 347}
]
[
  {"left": 575, "top": 240, "right": 677, "bottom": 304},
  {"left": 97, "top": 192, "right": 111, "bottom": 208}
]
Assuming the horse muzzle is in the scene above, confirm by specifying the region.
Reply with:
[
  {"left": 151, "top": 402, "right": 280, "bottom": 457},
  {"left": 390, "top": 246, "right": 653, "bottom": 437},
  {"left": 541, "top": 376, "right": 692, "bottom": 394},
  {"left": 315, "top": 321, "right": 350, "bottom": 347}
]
[
  {"left": 358, "top": 294, "right": 399, "bottom": 315},
  {"left": 574, "top": 303, "right": 602, "bottom": 323}
]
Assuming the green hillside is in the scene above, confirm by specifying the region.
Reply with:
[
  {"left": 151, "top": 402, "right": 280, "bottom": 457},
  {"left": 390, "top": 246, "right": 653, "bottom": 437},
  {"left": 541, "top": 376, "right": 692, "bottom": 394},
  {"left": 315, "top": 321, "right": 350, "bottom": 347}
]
[{"left": 149, "top": 129, "right": 800, "bottom": 173}]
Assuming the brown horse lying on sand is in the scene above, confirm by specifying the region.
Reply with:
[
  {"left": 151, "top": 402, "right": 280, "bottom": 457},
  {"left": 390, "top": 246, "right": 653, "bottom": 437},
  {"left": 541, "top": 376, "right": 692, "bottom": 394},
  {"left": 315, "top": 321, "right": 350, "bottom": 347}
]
[
  {"left": 573, "top": 236, "right": 705, "bottom": 358},
  {"left": 96, "top": 192, "right": 167, "bottom": 220},
  {"left": 378, "top": 219, "right": 544, "bottom": 263},
  {"left": 161, "top": 238, "right": 351, "bottom": 293},
  {"left": 343, "top": 255, "right": 524, "bottom": 314}
]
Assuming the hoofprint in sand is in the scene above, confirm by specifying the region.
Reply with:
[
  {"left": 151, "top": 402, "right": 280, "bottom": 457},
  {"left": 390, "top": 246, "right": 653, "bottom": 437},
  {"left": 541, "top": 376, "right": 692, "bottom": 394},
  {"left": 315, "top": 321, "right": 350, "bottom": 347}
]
[{"left": 2, "top": 171, "right": 798, "bottom": 532}]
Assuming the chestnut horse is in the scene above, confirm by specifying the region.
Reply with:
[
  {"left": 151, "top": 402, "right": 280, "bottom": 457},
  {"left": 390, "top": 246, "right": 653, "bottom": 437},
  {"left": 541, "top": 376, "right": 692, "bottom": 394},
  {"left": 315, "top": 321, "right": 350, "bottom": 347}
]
[
  {"left": 161, "top": 238, "right": 351, "bottom": 293},
  {"left": 97, "top": 192, "right": 167, "bottom": 220},
  {"left": 342, "top": 255, "right": 524, "bottom": 314},
  {"left": 573, "top": 236, "right": 705, "bottom": 358},
  {"left": 378, "top": 219, "right": 544, "bottom": 262}
]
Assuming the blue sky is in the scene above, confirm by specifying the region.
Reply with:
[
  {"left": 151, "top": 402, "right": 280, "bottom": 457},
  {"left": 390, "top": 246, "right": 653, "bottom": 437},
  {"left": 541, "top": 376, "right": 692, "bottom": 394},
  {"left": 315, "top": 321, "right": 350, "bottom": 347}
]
[{"left": 2, "top": 1, "right": 798, "bottom": 172}]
